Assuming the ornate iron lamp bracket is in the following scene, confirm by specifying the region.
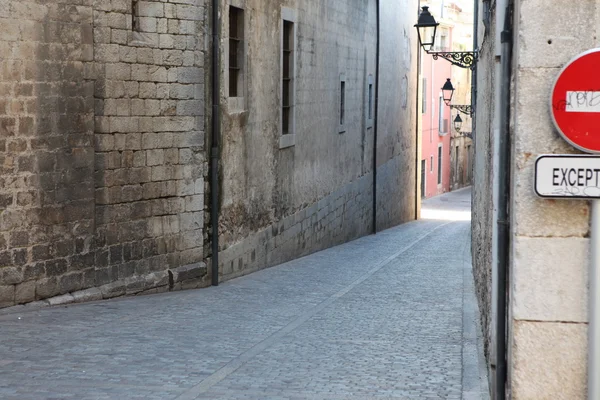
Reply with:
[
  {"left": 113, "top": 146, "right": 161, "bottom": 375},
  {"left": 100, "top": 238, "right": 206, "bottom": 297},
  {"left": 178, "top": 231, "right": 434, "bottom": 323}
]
[
  {"left": 429, "top": 51, "right": 478, "bottom": 70},
  {"left": 450, "top": 104, "right": 474, "bottom": 116}
]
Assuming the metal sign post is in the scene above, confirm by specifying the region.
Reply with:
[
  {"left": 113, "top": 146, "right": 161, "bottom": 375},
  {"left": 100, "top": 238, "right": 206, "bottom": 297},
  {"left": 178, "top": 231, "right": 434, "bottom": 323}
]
[
  {"left": 535, "top": 154, "right": 600, "bottom": 400},
  {"left": 591, "top": 200, "right": 600, "bottom": 400},
  {"left": 544, "top": 47, "right": 600, "bottom": 400}
]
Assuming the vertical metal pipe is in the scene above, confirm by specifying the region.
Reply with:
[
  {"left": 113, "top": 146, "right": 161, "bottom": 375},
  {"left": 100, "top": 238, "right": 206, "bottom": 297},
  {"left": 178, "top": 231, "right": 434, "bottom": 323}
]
[
  {"left": 210, "top": 0, "right": 220, "bottom": 286},
  {"left": 589, "top": 200, "right": 600, "bottom": 400},
  {"left": 372, "top": 0, "right": 380, "bottom": 234},
  {"left": 415, "top": 0, "right": 421, "bottom": 220},
  {"left": 495, "top": 3, "right": 513, "bottom": 398}
]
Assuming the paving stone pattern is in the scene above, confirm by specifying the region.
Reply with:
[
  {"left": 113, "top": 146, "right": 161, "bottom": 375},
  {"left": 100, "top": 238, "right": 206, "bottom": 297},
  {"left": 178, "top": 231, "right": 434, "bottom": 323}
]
[{"left": 0, "top": 188, "right": 488, "bottom": 399}]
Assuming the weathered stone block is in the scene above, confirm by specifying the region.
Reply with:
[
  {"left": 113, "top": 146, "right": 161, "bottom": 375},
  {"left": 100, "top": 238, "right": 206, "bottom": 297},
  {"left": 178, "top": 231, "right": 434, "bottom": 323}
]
[
  {"left": 36, "top": 277, "right": 60, "bottom": 299},
  {"left": 513, "top": 236, "right": 588, "bottom": 323},
  {"left": 0, "top": 285, "right": 14, "bottom": 307},
  {"left": 14, "top": 280, "right": 34, "bottom": 304},
  {"left": 518, "top": 0, "right": 597, "bottom": 69},
  {"left": 100, "top": 280, "right": 126, "bottom": 299},
  {"left": 72, "top": 287, "right": 103, "bottom": 303},
  {"left": 512, "top": 320, "right": 586, "bottom": 400},
  {"left": 47, "top": 293, "right": 75, "bottom": 306}
]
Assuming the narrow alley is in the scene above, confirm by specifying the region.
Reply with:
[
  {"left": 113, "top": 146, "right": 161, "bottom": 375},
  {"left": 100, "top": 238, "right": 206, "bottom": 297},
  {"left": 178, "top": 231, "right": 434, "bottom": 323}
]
[{"left": 0, "top": 188, "right": 488, "bottom": 400}]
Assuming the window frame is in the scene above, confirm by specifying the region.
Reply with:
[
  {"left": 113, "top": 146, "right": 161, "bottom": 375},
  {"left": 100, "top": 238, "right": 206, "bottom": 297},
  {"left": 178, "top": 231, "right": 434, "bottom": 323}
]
[
  {"left": 228, "top": 5, "right": 244, "bottom": 99},
  {"left": 367, "top": 74, "right": 374, "bottom": 128},
  {"left": 279, "top": 7, "right": 297, "bottom": 149},
  {"left": 438, "top": 144, "right": 443, "bottom": 185},
  {"left": 339, "top": 73, "right": 346, "bottom": 134}
]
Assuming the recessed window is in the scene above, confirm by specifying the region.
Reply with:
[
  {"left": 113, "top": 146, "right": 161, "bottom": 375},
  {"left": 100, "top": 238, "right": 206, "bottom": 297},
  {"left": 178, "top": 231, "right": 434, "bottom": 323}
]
[
  {"left": 282, "top": 19, "right": 294, "bottom": 136},
  {"left": 367, "top": 74, "right": 374, "bottom": 128},
  {"left": 368, "top": 80, "right": 373, "bottom": 121},
  {"left": 339, "top": 73, "right": 346, "bottom": 133},
  {"left": 455, "top": 145, "right": 459, "bottom": 175},
  {"left": 132, "top": 0, "right": 139, "bottom": 31},
  {"left": 422, "top": 77, "right": 427, "bottom": 114},
  {"left": 340, "top": 81, "right": 345, "bottom": 125},
  {"left": 438, "top": 95, "right": 444, "bottom": 133},
  {"left": 438, "top": 145, "right": 443, "bottom": 185},
  {"left": 430, "top": 156, "right": 433, "bottom": 172},
  {"left": 229, "top": 6, "right": 244, "bottom": 98}
]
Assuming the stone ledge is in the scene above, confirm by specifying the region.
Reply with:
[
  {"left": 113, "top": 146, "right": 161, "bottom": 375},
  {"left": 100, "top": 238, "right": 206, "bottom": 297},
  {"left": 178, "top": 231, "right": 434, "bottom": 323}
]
[{"left": 0, "top": 266, "right": 208, "bottom": 314}]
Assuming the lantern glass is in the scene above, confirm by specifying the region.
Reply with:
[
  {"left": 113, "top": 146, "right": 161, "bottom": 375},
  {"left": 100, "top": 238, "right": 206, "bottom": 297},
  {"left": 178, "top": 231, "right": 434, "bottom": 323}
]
[
  {"left": 415, "top": 6, "right": 439, "bottom": 52},
  {"left": 453, "top": 114, "right": 463, "bottom": 133},
  {"left": 442, "top": 78, "right": 455, "bottom": 106}
]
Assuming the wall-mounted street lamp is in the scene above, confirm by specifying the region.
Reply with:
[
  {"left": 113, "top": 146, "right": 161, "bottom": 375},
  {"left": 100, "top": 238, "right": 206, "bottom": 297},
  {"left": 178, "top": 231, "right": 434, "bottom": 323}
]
[
  {"left": 415, "top": 6, "right": 478, "bottom": 69},
  {"left": 442, "top": 78, "right": 455, "bottom": 106},
  {"left": 453, "top": 114, "right": 473, "bottom": 139},
  {"left": 441, "top": 78, "right": 474, "bottom": 116},
  {"left": 453, "top": 113, "right": 463, "bottom": 132}
]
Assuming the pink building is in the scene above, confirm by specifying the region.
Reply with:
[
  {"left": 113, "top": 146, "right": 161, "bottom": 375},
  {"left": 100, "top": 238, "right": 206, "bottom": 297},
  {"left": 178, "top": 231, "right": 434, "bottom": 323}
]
[{"left": 420, "top": 31, "right": 453, "bottom": 199}]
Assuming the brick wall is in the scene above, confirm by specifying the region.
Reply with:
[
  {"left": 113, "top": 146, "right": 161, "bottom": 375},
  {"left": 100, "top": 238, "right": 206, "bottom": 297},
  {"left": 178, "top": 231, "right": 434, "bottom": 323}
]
[{"left": 0, "top": 0, "right": 208, "bottom": 308}]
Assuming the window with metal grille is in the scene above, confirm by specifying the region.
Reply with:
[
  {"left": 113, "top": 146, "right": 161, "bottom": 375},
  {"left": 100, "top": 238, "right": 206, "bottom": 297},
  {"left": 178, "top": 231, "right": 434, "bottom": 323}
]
[
  {"left": 229, "top": 6, "right": 244, "bottom": 97},
  {"left": 282, "top": 19, "right": 294, "bottom": 135}
]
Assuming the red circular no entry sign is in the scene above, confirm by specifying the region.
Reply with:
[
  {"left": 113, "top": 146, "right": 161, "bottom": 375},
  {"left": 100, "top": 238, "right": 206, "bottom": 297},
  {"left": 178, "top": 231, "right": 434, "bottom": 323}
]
[{"left": 551, "top": 49, "right": 600, "bottom": 154}]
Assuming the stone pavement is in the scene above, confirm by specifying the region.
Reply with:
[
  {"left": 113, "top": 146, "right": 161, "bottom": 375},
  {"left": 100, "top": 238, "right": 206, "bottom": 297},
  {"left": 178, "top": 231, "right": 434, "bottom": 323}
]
[{"left": 0, "top": 187, "right": 489, "bottom": 400}]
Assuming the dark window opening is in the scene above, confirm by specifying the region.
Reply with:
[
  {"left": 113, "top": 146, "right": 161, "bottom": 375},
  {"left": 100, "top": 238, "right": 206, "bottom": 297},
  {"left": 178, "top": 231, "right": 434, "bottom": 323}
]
[
  {"left": 282, "top": 20, "right": 294, "bottom": 135},
  {"left": 455, "top": 145, "right": 459, "bottom": 175},
  {"left": 340, "top": 80, "right": 345, "bottom": 126},
  {"left": 132, "top": 0, "right": 139, "bottom": 31},
  {"left": 368, "top": 82, "right": 373, "bottom": 120},
  {"left": 438, "top": 146, "right": 443, "bottom": 185},
  {"left": 229, "top": 6, "right": 244, "bottom": 97}
]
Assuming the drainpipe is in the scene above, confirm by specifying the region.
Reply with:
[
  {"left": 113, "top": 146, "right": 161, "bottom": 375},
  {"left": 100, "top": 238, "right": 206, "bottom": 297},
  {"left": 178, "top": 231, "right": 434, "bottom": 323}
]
[
  {"left": 372, "top": 0, "right": 380, "bottom": 234},
  {"left": 415, "top": 0, "right": 421, "bottom": 219},
  {"left": 495, "top": 2, "right": 513, "bottom": 398},
  {"left": 210, "top": 0, "right": 220, "bottom": 286}
]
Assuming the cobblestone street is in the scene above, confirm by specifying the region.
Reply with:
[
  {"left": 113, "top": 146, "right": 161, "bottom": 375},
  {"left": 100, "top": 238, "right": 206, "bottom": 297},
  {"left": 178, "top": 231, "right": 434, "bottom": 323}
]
[{"left": 0, "top": 188, "right": 488, "bottom": 400}]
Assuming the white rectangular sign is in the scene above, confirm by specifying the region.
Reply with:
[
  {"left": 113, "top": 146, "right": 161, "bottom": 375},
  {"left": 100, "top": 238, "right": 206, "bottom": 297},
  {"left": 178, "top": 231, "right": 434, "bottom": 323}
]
[
  {"left": 565, "top": 91, "right": 600, "bottom": 113},
  {"left": 535, "top": 155, "right": 600, "bottom": 198}
]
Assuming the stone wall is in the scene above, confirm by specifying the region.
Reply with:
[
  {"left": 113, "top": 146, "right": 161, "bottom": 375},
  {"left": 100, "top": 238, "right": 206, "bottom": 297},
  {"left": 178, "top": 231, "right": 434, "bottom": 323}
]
[
  {"left": 472, "top": 0, "right": 496, "bottom": 364},
  {"left": 216, "top": 0, "right": 418, "bottom": 281},
  {"left": 0, "top": 0, "right": 208, "bottom": 308},
  {"left": 508, "top": 0, "right": 597, "bottom": 397},
  {"left": 220, "top": 174, "right": 373, "bottom": 280}
]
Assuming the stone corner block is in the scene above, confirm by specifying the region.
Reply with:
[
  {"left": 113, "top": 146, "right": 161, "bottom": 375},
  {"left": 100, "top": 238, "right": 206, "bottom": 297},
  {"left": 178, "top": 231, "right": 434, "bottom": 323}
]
[
  {"left": 511, "top": 320, "right": 586, "bottom": 400},
  {"left": 513, "top": 236, "right": 588, "bottom": 323}
]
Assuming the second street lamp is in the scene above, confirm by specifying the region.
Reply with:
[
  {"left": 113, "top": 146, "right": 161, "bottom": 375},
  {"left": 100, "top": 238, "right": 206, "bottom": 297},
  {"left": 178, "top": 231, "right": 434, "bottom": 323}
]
[
  {"left": 442, "top": 79, "right": 474, "bottom": 116},
  {"left": 454, "top": 114, "right": 463, "bottom": 132},
  {"left": 442, "top": 78, "right": 455, "bottom": 106}
]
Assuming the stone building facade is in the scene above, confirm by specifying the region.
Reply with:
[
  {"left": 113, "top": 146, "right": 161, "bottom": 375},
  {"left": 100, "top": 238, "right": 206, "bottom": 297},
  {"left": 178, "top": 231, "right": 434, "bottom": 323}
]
[
  {"left": 472, "top": 0, "right": 597, "bottom": 397},
  {"left": 216, "top": 0, "right": 418, "bottom": 280},
  {"left": 0, "top": 0, "right": 209, "bottom": 308},
  {"left": 0, "top": 0, "right": 419, "bottom": 308}
]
